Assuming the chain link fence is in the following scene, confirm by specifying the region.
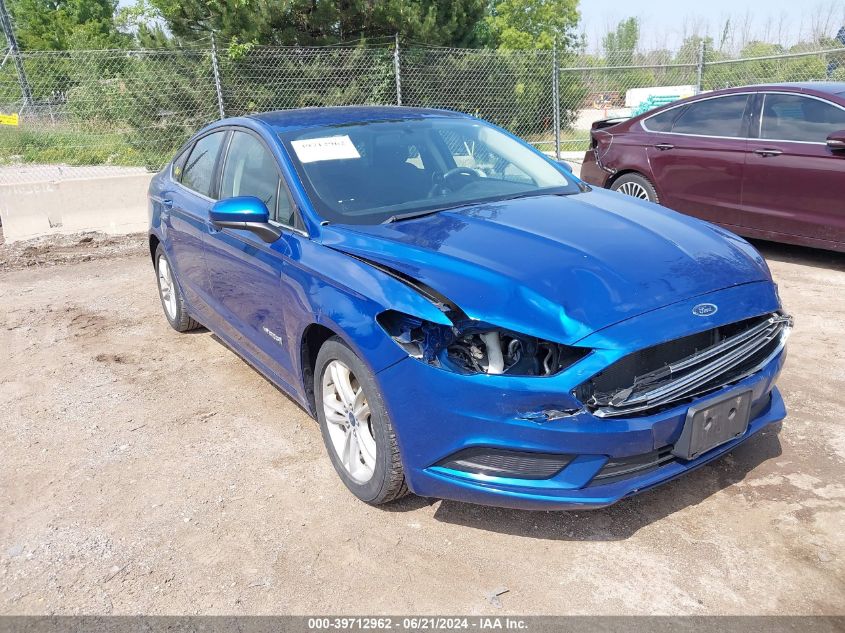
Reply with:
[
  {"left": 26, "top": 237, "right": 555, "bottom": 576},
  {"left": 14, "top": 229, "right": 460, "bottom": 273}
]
[{"left": 1, "top": 40, "right": 844, "bottom": 183}]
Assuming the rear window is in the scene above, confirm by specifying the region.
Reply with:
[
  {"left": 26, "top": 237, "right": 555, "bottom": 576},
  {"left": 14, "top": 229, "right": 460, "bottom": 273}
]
[
  {"left": 644, "top": 106, "right": 686, "bottom": 132},
  {"left": 181, "top": 131, "right": 226, "bottom": 198},
  {"left": 671, "top": 95, "right": 750, "bottom": 138}
]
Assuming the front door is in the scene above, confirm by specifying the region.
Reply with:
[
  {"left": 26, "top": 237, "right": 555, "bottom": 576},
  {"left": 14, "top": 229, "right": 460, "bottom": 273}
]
[
  {"left": 202, "top": 129, "right": 300, "bottom": 388},
  {"left": 742, "top": 92, "right": 845, "bottom": 246}
]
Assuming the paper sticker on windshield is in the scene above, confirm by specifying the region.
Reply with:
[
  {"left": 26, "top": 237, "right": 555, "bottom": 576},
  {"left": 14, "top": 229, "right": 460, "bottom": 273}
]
[{"left": 291, "top": 135, "right": 360, "bottom": 163}]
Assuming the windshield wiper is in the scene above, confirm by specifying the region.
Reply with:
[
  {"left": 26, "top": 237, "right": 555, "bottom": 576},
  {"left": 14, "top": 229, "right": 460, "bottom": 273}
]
[
  {"left": 381, "top": 201, "right": 481, "bottom": 224},
  {"left": 499, "top": 188, "right": 575, "bottom": 202},
  {"left": 382, "top": 209, "right": 444, "bottom": 224},
  {"left": 381, "top": 188, "right": 578, "bottom": 224}
]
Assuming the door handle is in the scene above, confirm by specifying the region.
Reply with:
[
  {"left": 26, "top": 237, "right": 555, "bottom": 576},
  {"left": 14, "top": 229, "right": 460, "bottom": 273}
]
[
  {"left": 654, "top": 143, "right": 674, "bottom": 151},
  {"left": 753, "top": 148, "right": 783, "bottom": 157},
  {"left": 162, "top": 198, "right": 174, "bottom": 209}
]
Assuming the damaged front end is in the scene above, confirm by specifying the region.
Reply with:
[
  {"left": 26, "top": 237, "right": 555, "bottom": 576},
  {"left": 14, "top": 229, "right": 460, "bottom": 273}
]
[
  {"left": 574, "top": 312, "right": 793, "bottom": 418},
  {"left": 377, "top": 310, "right": 590, "bottom": 377}
]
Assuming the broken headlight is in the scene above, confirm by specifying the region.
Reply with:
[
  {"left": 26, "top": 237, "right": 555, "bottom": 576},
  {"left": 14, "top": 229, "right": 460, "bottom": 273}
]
[{"left": 378, "top": 310, "right": 589, "bottom": 377}]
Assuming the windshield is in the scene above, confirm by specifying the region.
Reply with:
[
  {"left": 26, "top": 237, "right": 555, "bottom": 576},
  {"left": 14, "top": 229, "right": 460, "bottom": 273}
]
[{"left": 279, "top": 117, "right": 578, "bottom": 225}]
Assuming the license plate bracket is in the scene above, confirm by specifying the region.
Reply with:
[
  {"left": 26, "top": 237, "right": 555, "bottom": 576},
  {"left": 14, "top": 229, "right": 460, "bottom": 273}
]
[{"left": 672, "top": 389, "right": 753, "bottom": 461}]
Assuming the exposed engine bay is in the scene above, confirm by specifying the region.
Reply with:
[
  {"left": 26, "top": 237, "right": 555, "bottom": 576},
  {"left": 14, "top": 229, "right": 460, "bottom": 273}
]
[{"left": 378, "top": 310, "right": 589, "bottom": 377}]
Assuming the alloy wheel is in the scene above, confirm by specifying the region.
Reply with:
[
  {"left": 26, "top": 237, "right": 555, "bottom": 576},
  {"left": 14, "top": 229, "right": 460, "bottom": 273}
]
[
  {"left": 157, "top": 256, "right": 178, "bottom": 321},
  {"left": 616, "top": 181, "right": 650, "bottom": 200},
  {"left": 322, "top": 360, "right": 377, "bottom": 484}
]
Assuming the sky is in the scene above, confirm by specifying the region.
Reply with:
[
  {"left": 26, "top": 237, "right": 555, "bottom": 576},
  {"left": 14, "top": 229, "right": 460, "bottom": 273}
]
[{"left": 578, "top": 0, "right": 845, "bottom": 52}]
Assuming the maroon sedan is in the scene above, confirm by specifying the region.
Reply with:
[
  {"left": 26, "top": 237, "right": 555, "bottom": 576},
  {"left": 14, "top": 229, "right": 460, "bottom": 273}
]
[{"left": 580, "top": 82, "right": 845, "bottom": 252}]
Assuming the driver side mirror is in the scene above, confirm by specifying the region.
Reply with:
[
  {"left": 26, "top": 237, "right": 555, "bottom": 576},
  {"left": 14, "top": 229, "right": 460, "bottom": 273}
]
[
  {"left": 826, "top": 130, "right": 845, "bottom": 151},
  {"left": 556, "top": 159, "right": 574, "bottom": 172},
  {"left": 210, "top": 196, "right": 282, "bottom": 243}
]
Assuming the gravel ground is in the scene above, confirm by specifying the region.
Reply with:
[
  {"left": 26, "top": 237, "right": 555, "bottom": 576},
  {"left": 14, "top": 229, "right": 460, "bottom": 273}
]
[{"left": 0, "top": 231, "right": 843, "bottom": 615}]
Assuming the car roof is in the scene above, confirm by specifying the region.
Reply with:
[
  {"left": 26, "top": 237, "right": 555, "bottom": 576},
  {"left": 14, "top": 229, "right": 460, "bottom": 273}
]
[
  {"left": 629, "top": 82, "right": 845, "bottom": 124},
  {"left": 696, "top": 82, "right": 845, "bottom": 99},
  {"left": 248, "top": 105, "right": 468, "bottom": 133},
  {"left": 753, "top": 81, "right": 845, "bottom": 95}
]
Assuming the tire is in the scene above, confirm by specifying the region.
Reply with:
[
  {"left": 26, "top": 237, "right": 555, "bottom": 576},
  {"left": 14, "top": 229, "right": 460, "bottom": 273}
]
[
  {"left": 314, "top": 336, "right": 408, "bottom": 505},
  {"left": 611, "top": 173, "right": 659, "bottom": 203},
  {"left": 154, "top": 244, "right": 201, "bottom": 332}
]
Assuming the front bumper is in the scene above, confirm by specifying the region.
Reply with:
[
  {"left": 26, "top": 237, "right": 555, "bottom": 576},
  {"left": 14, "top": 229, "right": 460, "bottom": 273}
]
[
  {"left": 378, "top": 347, "right": 784, "bottom": 510},
  {"left": 375, "top": 283, "right": 787, "bottom": 511}
]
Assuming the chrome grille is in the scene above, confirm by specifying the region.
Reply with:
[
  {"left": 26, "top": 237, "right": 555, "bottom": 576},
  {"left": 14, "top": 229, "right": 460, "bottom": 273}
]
[{"left": 576, "top": 313, "right": 792, "bottom": 418}]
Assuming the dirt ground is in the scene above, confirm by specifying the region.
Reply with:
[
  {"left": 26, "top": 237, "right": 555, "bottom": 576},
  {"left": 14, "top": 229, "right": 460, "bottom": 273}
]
[{"left": 0, "top": 231, "right": 843, "bottom": 616}]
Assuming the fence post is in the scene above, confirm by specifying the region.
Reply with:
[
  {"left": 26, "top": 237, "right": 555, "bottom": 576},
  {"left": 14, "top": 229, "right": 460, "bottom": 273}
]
[
  {"left": 210, "top": 32, "right": 226, "bottom": 119},
  {"left": 552, "top": 38, "right": 561, "bottom": 160},
  {"left": 696, "top": 39, "right": 706, "bottom": 94},
  {"left": 393, "top": 33, "right": 402, "bottom": 106},
  {"left": 0, "top": 0, "right": 33, "bottom": 110}
]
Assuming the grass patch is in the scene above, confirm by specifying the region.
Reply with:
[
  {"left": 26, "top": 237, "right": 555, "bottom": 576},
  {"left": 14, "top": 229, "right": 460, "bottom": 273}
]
[
  {"left": 0, "top": 127, "right": 173, "bottom": 170},
  {"left": 525, "top": 128, "right": 590, "bottom": 152}
]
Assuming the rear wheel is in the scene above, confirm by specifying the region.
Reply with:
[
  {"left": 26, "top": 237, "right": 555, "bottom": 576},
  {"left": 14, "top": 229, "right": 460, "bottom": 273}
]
[
  {"left": 154, "top": 244, "right": 201, "bottom": 332},
  {"left": 315, "top": 337, "right": 408, "bottom": 505},
  {"left": 611, "top": 173, "right": 659, "bottom": 203}
]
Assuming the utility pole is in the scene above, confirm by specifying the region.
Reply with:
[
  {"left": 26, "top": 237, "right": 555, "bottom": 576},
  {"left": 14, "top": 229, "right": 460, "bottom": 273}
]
[{"left": 0, "top": 0, "right": 33, "bottom": 109}]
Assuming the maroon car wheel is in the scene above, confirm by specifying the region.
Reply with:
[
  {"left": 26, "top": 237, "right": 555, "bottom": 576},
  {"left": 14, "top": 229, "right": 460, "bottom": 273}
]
[{"left": 611, "top": 173, "right": 659, "bottom": 203}]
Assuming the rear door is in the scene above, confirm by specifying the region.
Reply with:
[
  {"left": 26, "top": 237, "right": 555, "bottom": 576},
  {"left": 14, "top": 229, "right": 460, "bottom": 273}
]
[
  {"left": 202, "top": 128, "right": 304, "bottom": 389},
  {"left": 645, "top": 94, "right": 753, "bottom": 226},
  {"left": 163, "top": 130, "right": 227, "bottom": 317},
  {"left": 742, "top": 92, "right": 845, "bottom": 246}
]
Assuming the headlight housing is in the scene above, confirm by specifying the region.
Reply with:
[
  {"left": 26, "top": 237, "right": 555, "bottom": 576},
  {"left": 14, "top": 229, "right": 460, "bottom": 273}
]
[{"left": 378, "top": 310, "right": 589, "bottom": 377}]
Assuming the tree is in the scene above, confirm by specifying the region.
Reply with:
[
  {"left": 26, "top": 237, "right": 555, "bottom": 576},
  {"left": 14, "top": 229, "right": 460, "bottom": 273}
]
[
  {"left": 486, "top": 0, "right": 579, "bottom": 50},
  {"left": 599, "top": 18, "right": 652, "bottom": 99},
  {"left": 145, "top": 0, "right": 488, "bottom": 48},
  {"left": 602, "top": 17, "right": 638, "bottom": 66},
  {"left": 6, "top": 0, "right": 129, "bottom": 50}
]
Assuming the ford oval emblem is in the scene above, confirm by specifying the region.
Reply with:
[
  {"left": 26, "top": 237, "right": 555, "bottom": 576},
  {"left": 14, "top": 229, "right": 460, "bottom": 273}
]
[{"left": 692, "top": 303, "right": 718, "bottom": 317}]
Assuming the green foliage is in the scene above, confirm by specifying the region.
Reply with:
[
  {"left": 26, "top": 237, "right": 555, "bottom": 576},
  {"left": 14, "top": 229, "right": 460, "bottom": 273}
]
[
  {"left": 596, "top": 18, "right": 658, "bottom": 96},
  {"left": 146, "top": 0, "right": 488, "bottom": 48},
  {"left": 7, "top": 0, "right": 130, "bottom": 50},
  {"left": 0, "top": 126, "right": 142, "bottom": 166},
  {"left": 701, "top": 39, "right": 838, "bottom": 90},
  {"left": 222, "top": 48, "right": 396, "bottom": 114},
  {"left": 486, "top": 0, "right": 579, "bottom": 50},
  {"left": 602, "top": 17, "right": 638, "bottom": 66}
]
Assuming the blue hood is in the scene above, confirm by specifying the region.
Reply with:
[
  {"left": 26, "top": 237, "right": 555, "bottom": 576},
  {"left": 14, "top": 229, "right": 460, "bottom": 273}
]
[{"left": 320, "top": 188, "right": 772, "bottom": 345}]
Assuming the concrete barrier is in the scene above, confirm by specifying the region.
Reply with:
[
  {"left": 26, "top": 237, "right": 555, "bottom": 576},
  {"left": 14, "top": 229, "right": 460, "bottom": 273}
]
[{"left": 0, "top": 172, "right": 152, "bottom": 242}]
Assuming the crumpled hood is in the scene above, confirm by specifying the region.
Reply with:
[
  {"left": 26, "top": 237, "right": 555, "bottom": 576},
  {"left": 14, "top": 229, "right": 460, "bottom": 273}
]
[{"left": 320, "top": 187, "right": 772, "bottom": 344}]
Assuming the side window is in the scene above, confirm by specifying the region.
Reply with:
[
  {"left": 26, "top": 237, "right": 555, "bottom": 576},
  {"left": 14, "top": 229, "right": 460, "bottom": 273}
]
[
  {"left": 672, "top": 95, "right": 750, "bottom": 137},
  {"left": 182, "top": 131, "right": 226, "bottom": 197},
  {"left": 644, "top": 106, "right": 685, "bottom": 132},
  {"left": 221, "top": 131, "right": 291, "bottom": 224},
  {"left": 761, "top": 94, "right": 845, "bottom": 143}
]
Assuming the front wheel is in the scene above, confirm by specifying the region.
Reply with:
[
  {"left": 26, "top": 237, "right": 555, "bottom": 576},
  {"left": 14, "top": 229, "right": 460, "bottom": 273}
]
[
  {"left": 315, "top": 337, "right": 408, "bottom": 505},
  {"left": 611, "top": 173, "right": 659, "bottom": 203}
]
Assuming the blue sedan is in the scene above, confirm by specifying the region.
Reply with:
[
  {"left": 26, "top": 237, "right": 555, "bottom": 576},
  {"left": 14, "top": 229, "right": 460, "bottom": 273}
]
[{"left": 148, "top": 106, "right": 791, "bottom": 510}]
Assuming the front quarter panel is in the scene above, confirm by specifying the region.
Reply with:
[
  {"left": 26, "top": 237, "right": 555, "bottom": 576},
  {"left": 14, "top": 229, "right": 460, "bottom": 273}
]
[{"left": 283, "top": 236, "right": 454, "bottom": 380}]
